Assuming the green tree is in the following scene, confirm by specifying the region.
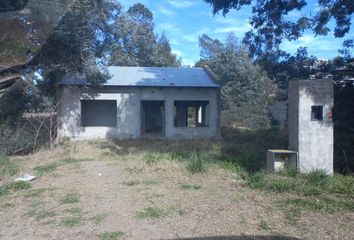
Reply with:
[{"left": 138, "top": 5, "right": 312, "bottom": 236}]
[
  {"left": 197, "top": 33, "right": 275, "bottom": 128},
  {"left": 110, "top": 3, "right": 180, "bottom": 67},
  {"left": 204, "top": 0, "right": 353, "bottom": 58}
]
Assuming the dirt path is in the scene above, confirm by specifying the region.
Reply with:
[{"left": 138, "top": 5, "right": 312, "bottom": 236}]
[{"left": 1, "top": 142, "right": 353, "bottom": 240}]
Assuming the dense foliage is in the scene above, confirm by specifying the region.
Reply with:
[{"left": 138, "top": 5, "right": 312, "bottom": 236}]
[
  {"left": 0, "top": 1, "right": 179, "bottom": 155},
  {"left": 196, "top": 34, "right": 275, "bottom": 128},
  {"left": 205, "top": 0, "right": 353, "bottom": 59}
]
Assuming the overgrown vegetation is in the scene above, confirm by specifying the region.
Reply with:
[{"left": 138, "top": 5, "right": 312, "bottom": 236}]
[
  {"left": 0, "top": 154, "right": 18, "bottom": 177},
  {"left": 0, "top": 181, "right": 31, "bottom": 196}
]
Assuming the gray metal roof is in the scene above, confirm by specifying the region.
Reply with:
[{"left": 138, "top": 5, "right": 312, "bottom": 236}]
[{"left": 59, "top": 66, "right": 219, "bottom": 88}]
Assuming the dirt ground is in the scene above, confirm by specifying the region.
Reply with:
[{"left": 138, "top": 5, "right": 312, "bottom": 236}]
[{"left": 1, "top": 140, "right": 353, "bottom": 240}]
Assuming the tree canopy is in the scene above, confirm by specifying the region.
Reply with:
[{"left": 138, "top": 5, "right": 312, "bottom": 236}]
[
  {"left": 196, "top": 33, "right": 275, "bottom": 128},
  {"left": 204, "top": 0, "right": 354, "bottom": 58}
]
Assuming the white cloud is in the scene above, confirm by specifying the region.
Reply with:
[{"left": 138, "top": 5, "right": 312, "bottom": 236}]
[
  {"left": 172, "top": 49, "right": 184, "bottom": 57},
  {"left": 157, "top": 22, "right": 181, "bottom": 34},
  {"left": 158, "top": 5, "right": 175, "bottom": 16},
  {"left": 183, "top": 34, "right": 198, "bottom": 43},
  {"left": 213, "top": 22, "right": 252, "bottom": 34},
  {"left": 167, "top": 0, "right": 197, "bottom": 9}
]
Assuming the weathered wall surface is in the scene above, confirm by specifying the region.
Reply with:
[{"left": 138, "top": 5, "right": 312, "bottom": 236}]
[
  {"left": 57, "top": 86, "right": 220, "bottom": 139},
  {"left": 289, "top": 79, "right": 333, "bottom": 174}
]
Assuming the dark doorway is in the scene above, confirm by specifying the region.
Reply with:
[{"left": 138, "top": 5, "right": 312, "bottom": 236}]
[{"left": 141, "top": 101, "right": 165, "bottom": 136}]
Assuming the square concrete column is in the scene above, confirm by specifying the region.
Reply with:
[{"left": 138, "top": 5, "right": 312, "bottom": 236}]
[{"left": 288, "top": 79, "right": 334, "bottom": 174}]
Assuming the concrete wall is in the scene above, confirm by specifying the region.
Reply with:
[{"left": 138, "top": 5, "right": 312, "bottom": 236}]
[
  {"left": 57, "top": 86, "right": 220, "bottom": 139},
  {"left": 288, "top": 79, "right": 334, "bottom": 174}
]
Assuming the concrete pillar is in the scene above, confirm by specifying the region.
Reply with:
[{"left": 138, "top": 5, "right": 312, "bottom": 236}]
[{"left": 288, "top": 79, "right": 334, "bottom": 174}]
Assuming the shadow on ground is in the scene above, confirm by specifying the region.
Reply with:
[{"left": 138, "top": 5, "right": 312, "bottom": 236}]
[{"left": 164, "top": 235, "right": 300, "bottom": 240}]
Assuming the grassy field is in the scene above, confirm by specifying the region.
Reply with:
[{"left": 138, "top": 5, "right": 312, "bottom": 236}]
[{"left": 0, "top": 129, "right": 353, "bottom": 240}]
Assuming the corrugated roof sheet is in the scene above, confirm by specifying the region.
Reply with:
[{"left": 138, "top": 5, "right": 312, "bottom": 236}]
[{"left": 59, "top": 66, "right": 219, "bottom": 88}]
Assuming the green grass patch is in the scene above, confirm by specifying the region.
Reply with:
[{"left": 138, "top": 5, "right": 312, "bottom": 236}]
[
  {"left": 0, "top": 181, "right": 31, "bottom": 196},
  {"left": 305, "top": 169, "right": 329, "bottom": 185},
  {"left": 60, "top": 192, "right": 79, "bottom": 204},
  {"left": 97, "top": 231, "right": 125, "bottom": 240},
  {"left": 270, "top": 178, "right": 298, "bottom": 193},
  {"left": 136, "top": 207, "right": 167, "bottom": 219},
  {"left": 91, "top": 213, "right": 106, "bottom": 224},
  {"left": 286, "top": 196, "right": 354, "bottom": 213},
  {"left": 0, "top": 154, "right": 18, "bottom": 176},
  {"left": 60, "top": 216, "right": 82, "bottom": 227},
  {"left": 33, "top": 162, "right": 58, "bottom": 175},
  {"left": 180, "top": 184, "right": 202, "bottom": 190},
  {"left": 247, "top": 172, "right": 266, "bottom": 189},
  {"left": 186, "top": 152, "right": 208, "bottom": 174}
]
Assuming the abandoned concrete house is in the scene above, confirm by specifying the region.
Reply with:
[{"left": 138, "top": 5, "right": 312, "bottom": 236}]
[{"left": 57, "top": 66, "right": 221, "bottom": 139}]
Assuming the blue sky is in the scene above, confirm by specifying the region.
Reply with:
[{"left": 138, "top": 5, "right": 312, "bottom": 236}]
[{"left": 118, "top": 0, "right": 353, "bottom": 66}]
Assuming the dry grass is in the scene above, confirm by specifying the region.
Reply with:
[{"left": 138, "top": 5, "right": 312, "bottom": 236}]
[{"left": 0, "top": 138, "right": 353, "bottom": 240}]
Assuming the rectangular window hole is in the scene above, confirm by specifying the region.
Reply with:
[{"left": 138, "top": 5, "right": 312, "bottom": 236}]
[
  {"left": 81, "top": 100, "right": 117, "bottom": 127},
  {"left": 311, "top": 105, "right": 323, "bottom": 121}
]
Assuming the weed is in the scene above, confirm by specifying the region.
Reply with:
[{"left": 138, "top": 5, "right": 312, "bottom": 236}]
[
  {"left": 218, "top": 159, "right": 243, "bottom": 173},
  {"left": 328, "top": 175, "right": 354, "bottom": 196},
  {"left": 271, "top": 178, "right": 297, "bottom": 192},
  {"left": 180, "top": 184, "right": 202, "bottom": 190},
  {"left": 60, "top": 217, "right": 82, "bottom": 227},
  {"left": 286, "top": 196, "right": 354, "bottom": 213},
  {"left": 305, "top": 169, "right": 328, "bottom": 185},
  {"left": 284, "top": 167, "right": 300, "bottom": 178},
  {"left": 123, "top": 180, "right": 140, "bottom": 186},
  {"left": 34, "top": 162, "right": 58, "bottom": 175},
  {"left": 0, "top": 154, "right": 18, "bottom": 176},
  {"left": 144, "top": 152, "right": 163, "bottom": 165},
  {"left": 258, "top": 219, "right": 271, "bottom": 231},
  {"left": 0, "top": 181, "right": 31, "bottom": 196},
  {"left": 91, "top": 213, "right": 106, "bottom": 224},
  {"left": 97, "top": 231, "right": 125, "bottom": 240},
  {"left": 247, "top": 172, "right": 266, "bottom": 189},
  {"left": 60, "top": 192, "right": 79, "bottom": 204},
  {"left": 186, "top": 152, "right": 208, "bottom": 174},
  {"left": 303, "top": 186, "right": 322, "bottom": 196},
  {"left": 137, "top": 207, "right": 167, "bottom": 219}
]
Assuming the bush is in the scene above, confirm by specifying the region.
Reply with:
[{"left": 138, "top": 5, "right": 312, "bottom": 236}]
[{"left": 0, "top": 118, "right": 51, "bottom": 155}]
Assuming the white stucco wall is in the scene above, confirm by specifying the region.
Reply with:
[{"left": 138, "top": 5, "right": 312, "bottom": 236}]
[
  {"left": 288, "top": 79, "right": 334, "bottom": 174},
  {"left": 57, "top": 86, "right": 220, "bottom": 139}
]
